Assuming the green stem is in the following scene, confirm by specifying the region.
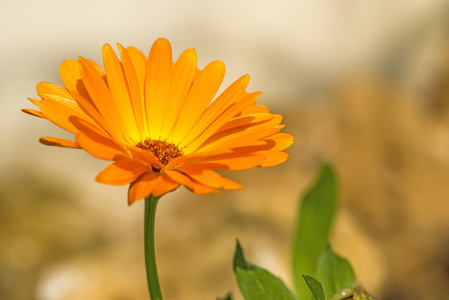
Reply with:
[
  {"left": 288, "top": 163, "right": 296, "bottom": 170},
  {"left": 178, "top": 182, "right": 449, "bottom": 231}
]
[{"left": 144, "top": 195, "right": 163, "bottom": 300}]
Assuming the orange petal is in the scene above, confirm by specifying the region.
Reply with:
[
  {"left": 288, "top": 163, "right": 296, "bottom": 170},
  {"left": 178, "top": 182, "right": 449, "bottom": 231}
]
[
  {"left": 165, "top": 170, "right": 220, "bottom": 194},
  {"left": 59, "top": 59, "right": 111, "bottom": 134},
  {"left": 239, "top": 104, "right": 270, "bottom": 115},
  {"left": 179, "top": 74, "right": 250, "bottom": 147},
  {"left": 209, "top": 115, "right": 281, "bottom": 144},
  {"left": 39, "top": 99, "right": 84, "bottom": 133},
  {"left": 194, "top": 114, "right": 283, "bottom": 153},
  {"left": 165, "top": 148, "right": 234, "bottom": 170},
  {"left": 39, "top": 137, "right": 80, "bottom": 148},
  {"left": 36, "top": 82, "right": 91, "bottom": 133},
  {"left": 218, "top": 132, "right": 293, "bottom": 155},
  {"left": 59, "top": 59, "right": 93, "bottom": 105},
  {"left": 194, "top": 153, "right": 266, "bottom": 170},
  {"left": 197, "top": 127, "right": 280, "bottom": 154},
  {"left": 214, "top": 113, "right": 274, "bottom": 134},
  {"left": 176, "top": 165, "right": 223, "bottom": 188},
  {"left": 161, "top": 48, "right": 197, "bottom": 140},
  {"left": 170, "top": 60, "right": 225, "bottom": 144},
  {"left": 85, "top": 58, "right": 107, "bottom": 82},
  {"left": 127, "top": 146, "right": 162, "bottom": 169},
  {"left": 37, "top": 82, "right": 85, "bottom": 115},
  {"left": 70, "top": 116, "right": 110, "bottom": 138},
  {"left": 183, "top": 92, "right": 261, "bottom": 153},
  {"left": 264, "top": 133, "right": 294, "bottom": 151},
  {"left": 79, "top": 57, "right": 127, "bottom": 143},
  {"left": 219, "top": 114, "right": 283, "bottom": 136},
  {"left": 176, "top": 164, "right": 244, "bottom": 189},
  {"left": 73, "top": 118, "right": 126, "bottom": 161},
  {"left": 151, "top": 174, "right": 180, "bottom": 198},
  {"left": 118, "top": 44, "right": 147, "bottom": 139},
  {"left": 128, "top": 173, "right": 179, "bottom": 204},
  {"left": 125, "top": 47, "right": 147, "bottom": 95},
  {"left": 27, "top": 97, "right": 42, "bottom": 107},
  {"left": 257, "top": 151, "right": 290, "bottom": 167},
  {"left": 102, "top": 44, "right": 139, "bottom": 141},
  {"left": 22, "top": 109, "right": 44, "bottom": 118},
  {"left": 220, "top": 177, "right": 245, "bottom": 190},
  {"left": 128, "top": 172, "right": 158, "bottom": 204},
  {"left": 76, "top": 132, "right": 126, "bottom": 161},
  {"left": 96, "top": 159, "right": 149, "bottom": 185},
  {"left": 145, "top": 38, "right": 173, "bottom": 139},
  {"left": 164, "top": 169, "right": 192, "bottom": 185},
  {"left": 125, "top": 46, "right": 148, "bottom": 134}
]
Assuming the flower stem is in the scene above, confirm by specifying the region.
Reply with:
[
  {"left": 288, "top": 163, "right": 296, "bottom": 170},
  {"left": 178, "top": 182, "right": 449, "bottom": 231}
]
[{"left": 144, "top": 195, "right": 163, "bottom": 300}]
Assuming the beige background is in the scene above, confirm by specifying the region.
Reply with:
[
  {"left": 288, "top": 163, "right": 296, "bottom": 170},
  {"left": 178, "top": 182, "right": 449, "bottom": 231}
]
[{"left": 2, "top": 1, "right": 449, "bottom": 299}]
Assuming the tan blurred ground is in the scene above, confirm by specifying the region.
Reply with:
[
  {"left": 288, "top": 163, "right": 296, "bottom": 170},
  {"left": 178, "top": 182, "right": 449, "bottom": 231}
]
[{"left": 3, "top": 1, "right": 449, "bottom": 300}]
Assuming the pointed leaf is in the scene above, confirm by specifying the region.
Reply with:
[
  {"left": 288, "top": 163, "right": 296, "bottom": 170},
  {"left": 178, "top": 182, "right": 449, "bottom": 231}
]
[
  {"left": 233, "top": 239, "right": 250, "bottom": 271},
  {"left": 316, "top": 244, "right": 357, "bottom": 299},
  {"left": 233, "top": 241, "right": 296, "bottom": 300},
  {"left": 292, "top": 164, "right": 337, "bottom": 300},
  {"left": 303, "top": 275, "right": 327, "bottom": 300}
]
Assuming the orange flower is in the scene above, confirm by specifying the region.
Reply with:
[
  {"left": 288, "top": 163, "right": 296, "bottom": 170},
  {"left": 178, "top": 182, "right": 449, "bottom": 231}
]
[{"left": 23, "top": 38, "right": 293, "bottom": 204}]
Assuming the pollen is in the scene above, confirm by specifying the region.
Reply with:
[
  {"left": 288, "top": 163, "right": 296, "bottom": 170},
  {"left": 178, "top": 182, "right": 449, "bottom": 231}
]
[{"left": 135, "top": 138, "right": 184, "bottom": 166}]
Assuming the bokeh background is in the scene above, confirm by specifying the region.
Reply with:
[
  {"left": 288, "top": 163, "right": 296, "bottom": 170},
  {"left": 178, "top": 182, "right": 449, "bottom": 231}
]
[{"left": 3, "top": 0, "right": 449, "bottom": 299}]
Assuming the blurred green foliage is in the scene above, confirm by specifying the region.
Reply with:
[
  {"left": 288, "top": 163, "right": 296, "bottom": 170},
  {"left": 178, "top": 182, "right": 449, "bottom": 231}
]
[
  {"left": 292, "top": 164, "right": 337, "bottom": 299},
  {"left": 229, "top": 164, "right": 370, "bottom": 300}
]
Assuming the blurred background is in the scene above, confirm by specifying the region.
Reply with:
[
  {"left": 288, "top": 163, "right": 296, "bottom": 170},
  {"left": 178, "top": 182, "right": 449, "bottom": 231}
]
[{"left": 3, "top": 0, "right": 449, "bottom": 299}]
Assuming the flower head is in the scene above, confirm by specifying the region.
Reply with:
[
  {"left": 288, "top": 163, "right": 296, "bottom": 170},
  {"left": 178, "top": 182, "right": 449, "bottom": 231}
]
[{"left": 23, "top": 38, "right": 293, "bottom": 204}]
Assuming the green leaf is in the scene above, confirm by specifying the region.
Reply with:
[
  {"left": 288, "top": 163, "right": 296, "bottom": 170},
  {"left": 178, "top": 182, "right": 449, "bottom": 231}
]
[
  {"left": 233, "top": 240, "right": 296, "bottom": 300},
  {"left": 291, "top": 164, "right": 337, "bottom": 300},
  {"left": 233, "top": 239, "right": 250, "bottom": 271},
  {"left": 303, "top": 275, "right": 327, "bottom": 300},
  {"left": 315, "top": 244, "right": 357, "bottom": 299}
]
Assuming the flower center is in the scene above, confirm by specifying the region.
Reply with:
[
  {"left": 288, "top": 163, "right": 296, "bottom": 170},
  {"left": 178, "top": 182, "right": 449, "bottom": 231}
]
[{"left": 135, "top": 138, "right": 184, "bottom": 167}]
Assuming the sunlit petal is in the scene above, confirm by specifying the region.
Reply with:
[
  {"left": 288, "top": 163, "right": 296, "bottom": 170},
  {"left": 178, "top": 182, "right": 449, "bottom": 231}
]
[
  {"left": 103, "top": 44, "right": 140, "bottom": 141},
  {"left": 39, "top": 137, "right": 80, "bottom": 148},
  {"left": 145, "top": 38, "right": 173, "bottom": 139},
  {"left": 170, "top": 60, "right": 225, "bottom": 144},
  {"left": 96, "top": 159, "right": 149, "bottom": 185},
  {"left": 25, "top": 38, "right": 292, "bottom": 203}
]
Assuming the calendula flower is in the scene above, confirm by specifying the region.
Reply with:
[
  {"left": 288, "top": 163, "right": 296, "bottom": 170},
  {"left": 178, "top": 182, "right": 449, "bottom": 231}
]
[{"left": 23, "top": 38, "right": 293, "bottom": 204}]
